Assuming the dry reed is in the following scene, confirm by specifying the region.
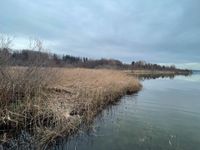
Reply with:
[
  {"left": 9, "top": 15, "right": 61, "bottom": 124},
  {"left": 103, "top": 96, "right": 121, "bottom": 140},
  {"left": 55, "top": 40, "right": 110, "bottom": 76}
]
[{"left": 0, "top": 67, "right": 141, "bottom": 148}]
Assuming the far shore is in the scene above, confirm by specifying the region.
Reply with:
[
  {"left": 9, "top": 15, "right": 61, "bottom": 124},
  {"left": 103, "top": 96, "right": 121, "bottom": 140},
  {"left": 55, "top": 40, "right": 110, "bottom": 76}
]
[{"left": 124, "top": 69, "right": 192, "bottom": 76}]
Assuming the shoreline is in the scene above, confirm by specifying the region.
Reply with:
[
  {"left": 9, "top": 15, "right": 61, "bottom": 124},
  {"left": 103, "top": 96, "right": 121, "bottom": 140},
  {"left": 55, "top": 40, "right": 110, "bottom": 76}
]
[
  {"left": 0, "top": 68, "right": 142, "bottom": 147},
  {"left": 124, "top": 69, "right": 192, "bottom": 75},
  {"left": 0, "top": 68, "right": 192, "bottom": 148}
]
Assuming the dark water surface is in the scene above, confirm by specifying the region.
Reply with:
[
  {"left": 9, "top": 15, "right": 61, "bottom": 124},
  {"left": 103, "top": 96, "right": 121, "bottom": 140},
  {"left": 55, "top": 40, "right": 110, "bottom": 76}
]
[{"left": 54, "top": 72, "right": 200, "bottom": 150}]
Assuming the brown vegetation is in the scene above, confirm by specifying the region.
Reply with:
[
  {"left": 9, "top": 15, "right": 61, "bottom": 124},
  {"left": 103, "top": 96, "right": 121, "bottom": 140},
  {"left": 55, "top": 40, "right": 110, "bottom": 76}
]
[
  {"left": 0, "top": 37, "right": 140, "bottom": 148},
  {"left": 0, "top": 67, "right": 141, "bottom": 147}
]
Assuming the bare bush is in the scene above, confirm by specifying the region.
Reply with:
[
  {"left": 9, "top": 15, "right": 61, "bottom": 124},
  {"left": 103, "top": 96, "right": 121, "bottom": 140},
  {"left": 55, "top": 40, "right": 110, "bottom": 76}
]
[
  {"left": 0, "top": 35, "right": 13, "bottom": 49},
  {"left": 0, "top": 37, "right": 58, "bottom": 146}
]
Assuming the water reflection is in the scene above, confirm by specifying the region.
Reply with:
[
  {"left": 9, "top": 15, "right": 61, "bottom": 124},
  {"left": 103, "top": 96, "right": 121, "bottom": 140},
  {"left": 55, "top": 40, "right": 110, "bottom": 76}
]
[
  {"left": 138, "top": 74, "right": 175, "bottom": 80},
  {"left": 137, "top": 73, "right": 191, "bottom": 80}
]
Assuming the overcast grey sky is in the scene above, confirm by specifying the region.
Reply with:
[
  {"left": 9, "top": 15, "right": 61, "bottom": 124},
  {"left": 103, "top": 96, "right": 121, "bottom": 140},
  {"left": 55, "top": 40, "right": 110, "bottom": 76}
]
[{"left": 0, "top": 0, "right": 200, "bottom": 68}]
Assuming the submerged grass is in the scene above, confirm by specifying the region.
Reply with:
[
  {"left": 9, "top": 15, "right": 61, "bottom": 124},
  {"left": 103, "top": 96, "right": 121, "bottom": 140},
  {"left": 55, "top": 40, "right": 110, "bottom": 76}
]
[{"left": 0, "top": 67, "right": 141, "bottom": 148}]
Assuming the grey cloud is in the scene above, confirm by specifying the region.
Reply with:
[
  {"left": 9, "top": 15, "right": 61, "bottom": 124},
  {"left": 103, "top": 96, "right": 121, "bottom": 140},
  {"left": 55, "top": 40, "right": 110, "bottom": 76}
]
[{"left": 0, "top": 0, "right": 200, "bottom": 65}]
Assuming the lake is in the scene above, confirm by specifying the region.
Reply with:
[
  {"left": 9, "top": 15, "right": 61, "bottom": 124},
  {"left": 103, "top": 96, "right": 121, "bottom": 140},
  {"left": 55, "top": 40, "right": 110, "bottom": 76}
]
[{"left": 53, "top": 71, "right": 200, "bottom": 150}]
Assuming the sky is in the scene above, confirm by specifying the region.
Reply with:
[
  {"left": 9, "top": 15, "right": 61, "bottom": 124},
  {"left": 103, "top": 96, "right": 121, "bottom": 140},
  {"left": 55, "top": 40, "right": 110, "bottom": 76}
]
[{"left": 0, "top": 0, "right": 200, "bottom": 69}]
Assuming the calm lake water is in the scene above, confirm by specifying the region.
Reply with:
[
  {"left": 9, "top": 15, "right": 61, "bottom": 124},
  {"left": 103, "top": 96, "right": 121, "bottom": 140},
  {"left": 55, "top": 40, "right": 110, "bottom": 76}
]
[{"left": 54, "top": 71, "right": 200, "bottom": 150}]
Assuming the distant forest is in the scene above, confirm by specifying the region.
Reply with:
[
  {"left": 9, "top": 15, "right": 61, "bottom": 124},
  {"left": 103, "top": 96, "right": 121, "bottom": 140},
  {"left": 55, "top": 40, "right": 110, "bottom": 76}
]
[{"left": 0, "top": 48, "right": 190, "bottom": 72}]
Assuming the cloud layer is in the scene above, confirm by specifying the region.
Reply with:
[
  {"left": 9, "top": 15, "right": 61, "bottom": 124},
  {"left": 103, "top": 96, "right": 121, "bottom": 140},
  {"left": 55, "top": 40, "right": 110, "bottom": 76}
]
[{"left": 0, "top": 0, "right": 200, "bottom": 66}]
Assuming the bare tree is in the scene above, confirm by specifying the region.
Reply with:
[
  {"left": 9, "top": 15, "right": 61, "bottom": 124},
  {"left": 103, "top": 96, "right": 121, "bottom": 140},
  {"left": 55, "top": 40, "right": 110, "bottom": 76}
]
[
  {"left": 0, "top": 35, "right": 14, "bottom": 66},
  {"left": 0, "top": 34, "right": 14, "bottom": 49},
  {"left": 28, "top": 38, "right": 50, "bottom": 66},
  {"left": 29, "top": 38, "right": 44, "bottom": 51}
]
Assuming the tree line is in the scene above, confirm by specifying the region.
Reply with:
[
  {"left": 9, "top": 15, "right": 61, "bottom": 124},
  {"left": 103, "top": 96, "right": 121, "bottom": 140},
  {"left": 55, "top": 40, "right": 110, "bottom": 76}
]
[
  {"left": 0, "top": 47, "right": 191, "bottom": 73},
  {"left": 0, "top": 35, "right": 190, "bottom": 71}
]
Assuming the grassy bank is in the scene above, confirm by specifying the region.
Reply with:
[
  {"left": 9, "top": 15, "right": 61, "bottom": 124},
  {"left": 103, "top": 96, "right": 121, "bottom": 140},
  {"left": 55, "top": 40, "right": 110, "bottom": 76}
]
[{"left": 0, "top": 68, "right": 141, "bottom": 147}]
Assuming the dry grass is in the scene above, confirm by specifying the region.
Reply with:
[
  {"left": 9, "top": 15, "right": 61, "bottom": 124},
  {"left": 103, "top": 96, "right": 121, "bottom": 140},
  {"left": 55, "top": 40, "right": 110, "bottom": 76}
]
[
  {"left": 0, "top": 67, "right": 141, "bottom": 148},
  {"left": 52, "top": 68, "right": 141, "bottom": 120},
  {"left": 0, "top": 66, "right": 57, "bottom": 145}
]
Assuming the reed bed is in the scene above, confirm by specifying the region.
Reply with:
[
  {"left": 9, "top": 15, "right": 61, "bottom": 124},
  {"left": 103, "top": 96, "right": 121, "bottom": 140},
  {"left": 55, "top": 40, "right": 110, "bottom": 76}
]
[{"left": 0, "top": 67, "right": 141, "bottom": 148}]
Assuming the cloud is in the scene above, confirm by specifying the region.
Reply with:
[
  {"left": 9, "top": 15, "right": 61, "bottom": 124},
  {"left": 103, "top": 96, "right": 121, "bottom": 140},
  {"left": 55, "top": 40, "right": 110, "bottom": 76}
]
[{"left": 0, "top": 0, "right": 200, "bottom": 64}]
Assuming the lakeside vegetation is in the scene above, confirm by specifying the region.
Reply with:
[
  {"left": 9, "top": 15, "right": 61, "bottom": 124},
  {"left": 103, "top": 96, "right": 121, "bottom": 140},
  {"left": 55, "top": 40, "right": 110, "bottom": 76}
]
[
  {"left": 0, "top": 67, "right": 141, "bottom": 148},
  {"left": 0, "top": 37, "right": 191, "bottom": 148}
]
